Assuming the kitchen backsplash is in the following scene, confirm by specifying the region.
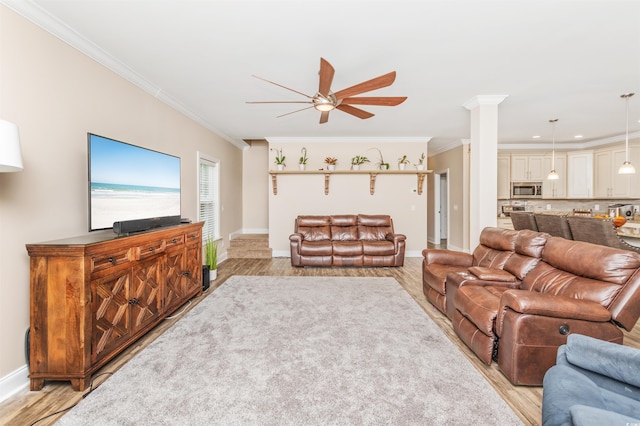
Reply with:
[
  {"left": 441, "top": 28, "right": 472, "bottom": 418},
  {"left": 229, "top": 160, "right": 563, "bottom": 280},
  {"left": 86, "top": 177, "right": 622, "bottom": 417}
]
[{"left": 497, "top": 199, "right": 640, "bottom": 217}]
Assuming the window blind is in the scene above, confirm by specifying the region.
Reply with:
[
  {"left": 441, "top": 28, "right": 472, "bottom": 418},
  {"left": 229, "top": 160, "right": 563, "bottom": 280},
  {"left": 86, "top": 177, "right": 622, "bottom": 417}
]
[{"left": 199, "top": 158, "right": 220, "bottom": 242}]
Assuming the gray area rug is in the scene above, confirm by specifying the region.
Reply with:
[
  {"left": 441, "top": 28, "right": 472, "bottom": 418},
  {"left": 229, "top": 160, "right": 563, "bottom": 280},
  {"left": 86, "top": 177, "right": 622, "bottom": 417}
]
[{"left": 58, "top": 276, "right": 522, "bottom": 425}]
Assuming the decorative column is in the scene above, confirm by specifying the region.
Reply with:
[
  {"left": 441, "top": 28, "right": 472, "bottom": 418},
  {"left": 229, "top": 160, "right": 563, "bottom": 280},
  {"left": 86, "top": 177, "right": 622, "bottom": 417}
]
[{"left": 463, "top": 95, "right": 508, "bottom": 248}]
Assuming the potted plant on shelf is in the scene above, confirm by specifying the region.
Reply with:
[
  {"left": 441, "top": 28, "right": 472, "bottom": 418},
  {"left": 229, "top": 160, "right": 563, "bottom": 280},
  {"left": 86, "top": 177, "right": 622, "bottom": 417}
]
[
  {"left": 271, "top": 147, "right": 286, "bottom": 171},
  {"left": 324, "top": 157, "right": 338, "bottom": 171},
  {"left": 369, "top": 148, "right": 389, "bottom": 170},
  {"left": 204, "top": 237, "right": 218, "bottom": 284},
  {"left": 350, "top": 155, "right": 370, "bottom": 170},
  {"left": 298, "top": 147, "right": 308, "bottom": 171},
  {"left": 398, "top": 155, "right": 410, "bottom": 170},
  {"left": 414, "top": 153, "right": 426, "bottom": 170}
]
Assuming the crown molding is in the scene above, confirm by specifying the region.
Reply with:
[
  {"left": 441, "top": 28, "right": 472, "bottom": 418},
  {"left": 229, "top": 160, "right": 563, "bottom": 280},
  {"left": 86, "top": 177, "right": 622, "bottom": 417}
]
[
  {"left": 265, "top": 137, "right": 432, "bottom": 145},
  {"left": 2, "top": 0, "right": 247, "bottom": 150}
]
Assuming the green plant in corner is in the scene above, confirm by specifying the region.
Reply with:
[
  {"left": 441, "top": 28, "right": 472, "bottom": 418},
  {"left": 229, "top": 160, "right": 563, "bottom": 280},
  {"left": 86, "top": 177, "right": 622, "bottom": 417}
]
[{"left": 205, "top": 238, "right": 218, "bottom": 271}]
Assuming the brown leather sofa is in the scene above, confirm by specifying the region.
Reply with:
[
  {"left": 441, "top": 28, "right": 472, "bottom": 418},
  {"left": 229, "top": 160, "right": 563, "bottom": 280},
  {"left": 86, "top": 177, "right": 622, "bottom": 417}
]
[
  {"left": 422, "top": 227, "right": 520, "bottom": 317},
  {"left": 423, "top": 227, "right": 640, "bottom": 386},
  {"left": 289, "top": 214, "right": 406, "bottom": 267}
]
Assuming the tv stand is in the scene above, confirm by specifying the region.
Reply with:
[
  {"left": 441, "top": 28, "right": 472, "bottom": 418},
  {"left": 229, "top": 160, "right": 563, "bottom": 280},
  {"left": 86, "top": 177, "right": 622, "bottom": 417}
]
[{"left": 26, "top": 222, "right": 203, "bottom": 391}]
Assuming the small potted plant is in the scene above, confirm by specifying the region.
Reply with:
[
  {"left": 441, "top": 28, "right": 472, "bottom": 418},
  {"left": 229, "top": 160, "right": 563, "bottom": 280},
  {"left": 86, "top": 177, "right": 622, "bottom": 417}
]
[
  {"left": 204, "top": 237, "right": 218, "bottom": 283},
  {"left": 398, "top": 155, "right": 410, "bottom": 170},
  {"left": 324, "top": 157, "right": 338, "bottom": 171},
  {"left": 298, "top": 147, "right": 308, "bottom": 171},
  {"left": 350, "top": 155, "right": 370, "bottom": 171},
  {"left": 370, "top": 148, "right": 389, "bottom": 170},
  {"left": 415, "top": 153, "right": 426, "bottom": 170},
  {"left": 271, "top": 147, "right": 285, "bottom": 171}
]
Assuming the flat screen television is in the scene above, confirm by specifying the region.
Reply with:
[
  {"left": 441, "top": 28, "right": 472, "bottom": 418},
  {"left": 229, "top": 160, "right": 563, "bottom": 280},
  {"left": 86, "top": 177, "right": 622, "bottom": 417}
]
[{"left": 88, "top": 133, "right": 181, "bottom": 232}]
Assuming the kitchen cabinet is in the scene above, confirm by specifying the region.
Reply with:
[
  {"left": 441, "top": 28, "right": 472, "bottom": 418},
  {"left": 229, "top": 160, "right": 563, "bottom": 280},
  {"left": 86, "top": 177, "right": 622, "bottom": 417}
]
[
  {"left": 594, "top": 145, "right": 640, "bottom": 198},
  {"left": 567, "top": 151, "right": 593, "bottom": 198},
  {"left": 511, "top": 155, "right": 545, "bottom": 181},
  {"left": 498, "top": 155, "right": 511, "bottom": 199},
  {"left": 542, "top": 154, "right": 567, "bottom": 198}
]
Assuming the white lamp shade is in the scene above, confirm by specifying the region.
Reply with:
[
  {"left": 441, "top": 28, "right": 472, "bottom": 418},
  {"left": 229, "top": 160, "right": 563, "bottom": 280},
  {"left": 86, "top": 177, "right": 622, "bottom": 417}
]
[
  {"left": 547, "top": 170, "right": 560, "bottom": 180},
  {"left": 0, "top": 120, "right": 24, "bottom": 172},
  {"left": 619, "top": 161, "right": 636, "bottom": 174}
]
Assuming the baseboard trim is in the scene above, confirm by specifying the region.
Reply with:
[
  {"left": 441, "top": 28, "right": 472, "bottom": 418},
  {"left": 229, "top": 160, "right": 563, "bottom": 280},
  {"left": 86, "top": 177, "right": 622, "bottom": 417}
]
[{"left": 0, "top": 364, "right": 29, "bottom": 404}]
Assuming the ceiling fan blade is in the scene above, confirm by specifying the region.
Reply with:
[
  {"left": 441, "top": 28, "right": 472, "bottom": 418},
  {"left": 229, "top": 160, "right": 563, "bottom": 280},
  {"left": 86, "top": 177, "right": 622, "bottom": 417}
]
[
  {"left": 340, "top": 96, "right": 407, "bottom": 106},
  {"left": 334, "top": 71, "right": 397, "bottom": 100},
  {"left": 247, "top": 101, "right": 313, "bottom": 104},
  {"left": 252, "top": 75, "right": 313, "bottom": 99},
  {"left": 276, "top": 105, "right": 315, "bottom": 118},
  {"left": 336, "top": 104, "right": 374, "bottom": 119},
  {"left": 319, "top": 111, "right": 330, "bottom": 124},
  {"left": 318, "top": 58, "right": 335, "bottom": 98}
]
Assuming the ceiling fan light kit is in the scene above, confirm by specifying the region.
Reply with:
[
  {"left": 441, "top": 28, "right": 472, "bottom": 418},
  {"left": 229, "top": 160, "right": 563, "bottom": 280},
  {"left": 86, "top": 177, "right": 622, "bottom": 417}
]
[{"left": 248, "top": 58, "right": 406, "bottom": 123}]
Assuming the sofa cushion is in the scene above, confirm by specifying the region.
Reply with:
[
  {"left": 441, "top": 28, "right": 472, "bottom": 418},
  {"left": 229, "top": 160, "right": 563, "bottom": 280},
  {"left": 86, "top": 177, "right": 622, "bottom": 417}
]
[
  {"left": 472, "top": 245, "right": 513, "bottom": 268},
  {"left": 330, "top": 215, "right": 357, "bottom": 226},
  {"left": 299, "top": 240, "right": 332, "bottom": 256},
  {"left": 332, "top": 241, "right": 363, "bottom": 256},
  {"left": 424, "top": 264, "right": 470, "bottom": 294},
  {"left": 362, "top": 240, "right": 395, "bottom": 256},
  {"left": 479, "top": 227, "right": 518, "bottom": 252},
  {"left": 502, "top": 230, "right": 548, "bottom": 280},
  {"left": 298, "top": 225, "right": 331, "bottom": 241},
  {"left": 331, "top": 225, "right": 358, "bottom": 241}
]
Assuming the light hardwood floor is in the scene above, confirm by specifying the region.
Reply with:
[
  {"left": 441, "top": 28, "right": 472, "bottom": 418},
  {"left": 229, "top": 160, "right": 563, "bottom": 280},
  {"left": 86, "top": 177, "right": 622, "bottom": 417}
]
[{"left": 2, "top": 257, "right": 639, "bottom": 425}]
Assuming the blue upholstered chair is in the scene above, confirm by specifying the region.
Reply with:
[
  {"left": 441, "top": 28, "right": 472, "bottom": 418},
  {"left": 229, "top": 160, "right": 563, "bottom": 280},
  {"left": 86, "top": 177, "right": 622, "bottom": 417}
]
[{"left": 542, "top": 334, "right": 640, "bottom": 426}]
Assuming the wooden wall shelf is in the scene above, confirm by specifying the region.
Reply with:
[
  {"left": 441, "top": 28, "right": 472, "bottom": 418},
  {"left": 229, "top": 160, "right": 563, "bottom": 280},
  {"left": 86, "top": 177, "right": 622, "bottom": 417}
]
[{"left": 268, "top": 169, "right": 432, "bottom": 195}]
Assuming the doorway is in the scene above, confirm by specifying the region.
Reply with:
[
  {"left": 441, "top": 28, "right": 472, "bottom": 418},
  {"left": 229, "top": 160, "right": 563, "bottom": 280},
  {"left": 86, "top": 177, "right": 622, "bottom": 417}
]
[{"left": 433, "top": 170, "right": 449, "bottom": 248}]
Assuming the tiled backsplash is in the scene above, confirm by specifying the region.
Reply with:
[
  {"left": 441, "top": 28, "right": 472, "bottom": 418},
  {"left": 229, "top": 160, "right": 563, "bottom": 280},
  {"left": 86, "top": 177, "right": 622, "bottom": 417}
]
[{"left": 498, "top": 199, "right": 640, "bottom": 217}]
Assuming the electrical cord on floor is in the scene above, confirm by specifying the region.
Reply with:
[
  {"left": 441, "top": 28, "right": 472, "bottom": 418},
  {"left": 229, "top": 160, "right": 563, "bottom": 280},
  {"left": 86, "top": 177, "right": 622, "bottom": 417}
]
[
  {"left": 29, "top": 372, "right": 114, "bottom": 426},
  {"left": 164, "top": 300, "right": 192, "bottom": 319}
]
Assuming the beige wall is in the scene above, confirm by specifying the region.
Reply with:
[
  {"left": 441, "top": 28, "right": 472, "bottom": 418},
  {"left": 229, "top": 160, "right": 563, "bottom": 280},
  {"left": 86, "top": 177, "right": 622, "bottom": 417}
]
[
  {"left": 427, "top": 144, "right": 470, "bottom": 252},
  {"left": 242, "top": 140, "right": 269, "bottom": 233},
  {"left": 265, "top": 140, "right": 429, "bottom": 256},
  {"left": 0, "top": 6, "right": 243, "bottom": 393}
]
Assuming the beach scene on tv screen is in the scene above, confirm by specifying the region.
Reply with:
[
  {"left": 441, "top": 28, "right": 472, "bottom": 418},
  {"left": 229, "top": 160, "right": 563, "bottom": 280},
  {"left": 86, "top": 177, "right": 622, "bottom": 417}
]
[{"left": 90, "top": 135, "right": 180, "bottom": 230}]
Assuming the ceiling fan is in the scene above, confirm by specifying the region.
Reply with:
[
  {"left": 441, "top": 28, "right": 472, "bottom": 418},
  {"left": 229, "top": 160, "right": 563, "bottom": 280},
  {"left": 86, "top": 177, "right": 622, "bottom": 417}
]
[{"left": 247, "top": 58, "right": 407, "bottom": 124}]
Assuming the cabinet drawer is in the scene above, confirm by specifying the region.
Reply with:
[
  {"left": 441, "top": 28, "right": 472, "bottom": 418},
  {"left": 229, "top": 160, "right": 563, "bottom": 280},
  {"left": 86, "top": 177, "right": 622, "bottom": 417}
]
[
  {"left": 135, "top": 240, "right": 165, "bottom": 259},
  {"left": 165, "top": 234, "right": 185, "bottom": 249},
  {"left": 185, "top": 230, "right": 201, "bottom": 244},
  {"left": 91, "top": 249, "right": 131, "bottom": 273}
]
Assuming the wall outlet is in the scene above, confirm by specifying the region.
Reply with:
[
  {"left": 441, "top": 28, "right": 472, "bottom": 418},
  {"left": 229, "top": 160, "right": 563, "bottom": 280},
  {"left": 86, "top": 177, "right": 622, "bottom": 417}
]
[
  {"left": 635, "top": 205, "right": 639, "bottom": 213},
  {"left": 546, "top": 204, "right": 551, "bottom": 210},
  {"left": 594, "top": 204, "right": 600, "bottom": 211}
]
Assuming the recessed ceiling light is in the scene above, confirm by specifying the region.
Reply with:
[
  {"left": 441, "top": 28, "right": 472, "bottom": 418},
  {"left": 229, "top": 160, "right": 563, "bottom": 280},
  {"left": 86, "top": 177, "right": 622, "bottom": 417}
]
[
  {"left": 532, "top": 135, "right": 541, "bottom": 139},
  {"left": 574, "top": 135, "right": 583, "bottom": 139}
]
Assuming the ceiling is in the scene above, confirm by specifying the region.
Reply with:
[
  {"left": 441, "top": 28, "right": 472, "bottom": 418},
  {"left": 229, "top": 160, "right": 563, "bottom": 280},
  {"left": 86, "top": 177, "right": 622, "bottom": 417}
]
[{"left": 4, "top": 0, "right": 640, "bottom": 154}]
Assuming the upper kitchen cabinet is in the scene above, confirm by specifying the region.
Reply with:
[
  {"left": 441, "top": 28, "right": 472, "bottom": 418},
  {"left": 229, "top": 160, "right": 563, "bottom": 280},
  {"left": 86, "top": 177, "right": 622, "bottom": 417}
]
[
  {"left": 594, "top": 145, "right": 640, "bottom": 198},
  {"left": 498, "top": 155, "right": 511, "bottom": 199},
  {"left": 567, "top": 151, "right": 594, "bottom": 198},
  {"left": 511, "top": 154, "right": 545, "bottom": 181},
  {"left": 542, "top": 154, "right": 567, "bottom": 198}
]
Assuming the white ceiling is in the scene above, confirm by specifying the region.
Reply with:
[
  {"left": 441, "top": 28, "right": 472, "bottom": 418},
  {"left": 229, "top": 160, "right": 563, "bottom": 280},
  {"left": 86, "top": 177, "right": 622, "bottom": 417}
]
[{"left": 4, "top": 0, "right": 640, "bottom": 153}]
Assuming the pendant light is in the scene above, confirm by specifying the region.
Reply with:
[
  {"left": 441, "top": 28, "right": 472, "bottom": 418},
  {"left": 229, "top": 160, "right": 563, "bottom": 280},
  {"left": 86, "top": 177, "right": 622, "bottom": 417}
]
[
  {"left": 547, "top": 118, "right": 559, "bottom": 180},
  {"left": 618, "top": 92, "right": 636, "bottom": 174}
]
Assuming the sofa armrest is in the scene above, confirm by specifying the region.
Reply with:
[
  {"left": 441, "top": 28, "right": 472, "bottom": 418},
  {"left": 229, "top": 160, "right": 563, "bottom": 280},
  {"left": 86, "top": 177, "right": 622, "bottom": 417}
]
[
  {"left": 385, "top": 233, "right": 406, "bottom": 252},
  {"left": 563, "top": 334, "right": 640, "bottom": 388},
  {"left": 289, "top": 233, "right": 303, "bottom": 243},
  {"left": 422, "top": 249, "right": 473, "bottom": 267},
  {"left": 499, "top": 290, "right": 612, "bottom": 322}
]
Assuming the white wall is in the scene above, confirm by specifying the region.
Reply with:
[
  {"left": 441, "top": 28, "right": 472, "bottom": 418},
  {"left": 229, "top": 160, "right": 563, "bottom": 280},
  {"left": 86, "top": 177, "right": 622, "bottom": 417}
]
[
  {"left": 0, "top": 6, "right": 243, "bottom": 400},
  {"left": 265, "top": 139, "right": 429, "bottom": 257}
]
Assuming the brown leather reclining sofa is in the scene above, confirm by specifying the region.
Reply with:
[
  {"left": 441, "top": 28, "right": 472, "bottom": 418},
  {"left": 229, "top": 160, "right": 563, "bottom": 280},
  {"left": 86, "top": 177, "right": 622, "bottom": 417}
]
[
  {"left": 423, "top": 227, "right": 640, "bottom": 386},
  {"left": 290, "top": 214, "right": 406, "bottom": 267}
]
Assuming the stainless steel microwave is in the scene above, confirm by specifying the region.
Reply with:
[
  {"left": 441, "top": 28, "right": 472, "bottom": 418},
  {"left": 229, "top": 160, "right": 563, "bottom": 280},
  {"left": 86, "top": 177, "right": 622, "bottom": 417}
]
[{"left": 511, "top": 182, "right": 542, "bottom": 198}]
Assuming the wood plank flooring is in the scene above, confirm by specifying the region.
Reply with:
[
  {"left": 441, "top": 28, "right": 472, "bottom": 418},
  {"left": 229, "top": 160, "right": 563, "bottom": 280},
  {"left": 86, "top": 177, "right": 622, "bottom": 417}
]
[{"left": 2, "top": 257, "right": 639, "bottom": 425}]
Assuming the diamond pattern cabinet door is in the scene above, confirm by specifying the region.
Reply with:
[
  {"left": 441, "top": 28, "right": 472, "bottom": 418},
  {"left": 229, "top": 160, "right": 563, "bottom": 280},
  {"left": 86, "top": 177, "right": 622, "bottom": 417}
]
[
  {"left": 92, "top": 270, "right": 131, "bottom": 362},
  {"left": 130, "top": 257, "right": 162, "bottom": 332},
  {"left": 164, "top": 247, "right": 186, "bottom": 313}
]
